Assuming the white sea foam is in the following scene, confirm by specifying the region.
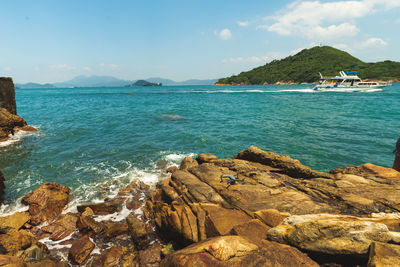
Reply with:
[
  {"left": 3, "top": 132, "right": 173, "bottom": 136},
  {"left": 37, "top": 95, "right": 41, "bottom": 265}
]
[{"left": 0, "top": 129, "right": 38, "bottom": 148}]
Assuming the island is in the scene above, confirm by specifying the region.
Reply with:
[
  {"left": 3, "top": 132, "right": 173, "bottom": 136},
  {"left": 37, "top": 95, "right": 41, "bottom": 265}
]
[
  {"left": 124, "top": 79, "right": 162, "bottom": 87},
  {"left": 217, "top": 46, "right": 400, "bottom": 85}
]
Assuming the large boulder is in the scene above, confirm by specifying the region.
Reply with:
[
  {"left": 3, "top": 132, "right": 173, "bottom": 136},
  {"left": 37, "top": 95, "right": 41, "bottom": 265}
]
[
  {"left": 160, "top": 235, "right": 319, "bottom": 267},
  {"left": 368, "top": 242, "right": 400, "bottom": 267},
  {"left": 234, "top": 146, "right": 333, "bottom": 179},
  {"left": 126, "top": 215, "right": 150, "bottom": 250},
  {"left": 0, "top": 77, "right": 16, "bottom": 115},
  {"left": 0, "top": 212, "right": 30, "bottom": 233},
  {"left": 0, "top": 108, "right": 27, "bottom": 141},
  {"left": 68, "top": 235, "right": 95, "bottom": 265},
  {"left": 22, "top": 182, "right": 70, "bottom": 225},
  {"left": 267, "top": 213, "right": 400, "bottom": 256},
  {"left": 41, "top": 213, "right": 78, "bottom": 241}
]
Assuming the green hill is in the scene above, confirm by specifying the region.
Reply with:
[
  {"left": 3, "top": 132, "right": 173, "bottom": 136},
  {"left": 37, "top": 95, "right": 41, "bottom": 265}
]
[{"left": 217, "top": 46, "right": 400, "bottom": 85}]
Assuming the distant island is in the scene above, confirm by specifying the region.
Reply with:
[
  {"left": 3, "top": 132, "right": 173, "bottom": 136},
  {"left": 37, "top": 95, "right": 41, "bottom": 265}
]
[
  {"left": 15, "top": 76, "right": 218, "bottom": 88},
  {"left": 124, "top": 80, "right": 162, "bottom": 87},
  {"left": 217, "top": 46, "right": 400, "bottom": 85}
]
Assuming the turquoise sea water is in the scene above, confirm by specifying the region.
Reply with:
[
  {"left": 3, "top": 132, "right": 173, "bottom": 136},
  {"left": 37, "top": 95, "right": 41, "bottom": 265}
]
[{"left": 1, "top": 84, "right": 399, "bottom": 211}]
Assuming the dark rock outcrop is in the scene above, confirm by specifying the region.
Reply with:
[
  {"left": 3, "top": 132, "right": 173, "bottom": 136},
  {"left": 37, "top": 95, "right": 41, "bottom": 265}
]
[
  {"left": 0, "top": 78, "right": 36, "bottom": 142},
  {"left": 0, "top": 77, "right": 16, "bottom": 115}
]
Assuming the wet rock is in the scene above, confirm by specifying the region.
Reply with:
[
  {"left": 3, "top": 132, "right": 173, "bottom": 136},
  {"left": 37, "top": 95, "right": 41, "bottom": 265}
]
[
  {"left": 267, "top": 213, "right": 400, "bottom": 256},
  {"left": 0, "top": 77, "right": 16, "bottom": 114},
  {"left": 196, "top": 153, "right": 218, "bottom": 164},
  {"left": 368, "top": 242, "right": 400, "bottom": 267},
  {"left": 68, "top": 235, "right": 95, "bottom": 265},
  {"left": 0, "top": 254, "right": 25, "bottom": 266},
  {"left": 0, "top": 212, "right": 30, "bottom": 233},
  {"left": 93, "top": 246, "right": 124, "bottom": 267},
  {"left": 18, "top": 244, "right": 47, "bottom": 263},
  {"left": 77, "top": 215, "right": 104, "bottom": 235},
  {"left": 234, "top": 145, "right": 333, "bottom": 178},
  {"left": 165, "top": 166, "right": 178, "bottom": 174},
  {"left": 179, "top": 157, "right": 198, "bottom": 170},
  {"left": 22, "top": 182, "right": 70, "bottom": 225},
  {"left": 77, "top": 200, "right": 123, "bottom": 215},
  {"left": 331, "top": 163, "right": 400, "bottom": 180},
  {"left": 104, "top": 222, "right": 129, "bottom": 239},
  {"left": 0, "top": 108, "right": 27, "bottom": 141},
  {"left": 139, "top": 244, "right": 162, "bottom": 267},
  {"left": 25, "top": 259, "right": 66, "bottom": 267},
  {"left": 41, "top": 213, "right": 78, "bottom": 241},
  {"left": 160, "top": 235, "right": 318, "bottom": 267},
  {"left": 126, "top": 215, "right": 150, "bottom": 250}
]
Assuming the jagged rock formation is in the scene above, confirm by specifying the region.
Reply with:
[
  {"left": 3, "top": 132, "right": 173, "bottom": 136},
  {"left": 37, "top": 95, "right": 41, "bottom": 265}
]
[
  {"left": 0, "top": 77, "right": 36, "bottom": 142},
  {"left": 0, "top": 77, "right": 16, "bottom": 115},
  {"left": 1, "top": 146, "right": 400, "bottom": 266}
]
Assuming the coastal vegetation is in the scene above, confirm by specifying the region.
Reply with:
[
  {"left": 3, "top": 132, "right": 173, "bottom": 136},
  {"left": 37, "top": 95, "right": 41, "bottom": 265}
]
[{"left": 217, "top": 46, "right": 400, "bottom": 85}]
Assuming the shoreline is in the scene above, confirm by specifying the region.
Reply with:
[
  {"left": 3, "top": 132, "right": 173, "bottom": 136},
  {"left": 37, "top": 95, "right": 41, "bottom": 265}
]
[{"left": 1, "top": 146, "right": 400, "bottom": 266}]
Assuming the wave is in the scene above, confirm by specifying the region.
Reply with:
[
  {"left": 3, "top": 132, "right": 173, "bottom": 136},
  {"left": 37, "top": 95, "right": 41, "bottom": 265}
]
[{"left": 0, "top": 128, "right": 39, "bottom": 148}]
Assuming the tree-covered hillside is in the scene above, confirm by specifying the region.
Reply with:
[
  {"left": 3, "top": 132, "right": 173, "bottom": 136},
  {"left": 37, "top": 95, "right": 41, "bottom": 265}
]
[{"left": 217, "top": 46, "right": 400, "bottom": 85}]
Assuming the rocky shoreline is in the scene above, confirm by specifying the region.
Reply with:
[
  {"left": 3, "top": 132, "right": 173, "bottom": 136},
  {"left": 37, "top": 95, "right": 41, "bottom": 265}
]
[
  {"left": 0, "top": 77, "right": 37, "bottom": 143},
  {"left": 0, "top": 146, "right": 400, "bottom": 266}
]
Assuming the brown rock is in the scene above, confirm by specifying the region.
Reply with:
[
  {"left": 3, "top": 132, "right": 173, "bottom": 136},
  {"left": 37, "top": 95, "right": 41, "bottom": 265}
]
[
  {"left": 267, "top": 213, "right": 399, "bottom": 256},
  {"left": 160, "top": 235, "right": 318, "bottom": 267},
  {"left": 0, "top": 170, "right": 4, "bottom": 204},
  {"left": 196, "top": 153, "right": 218, "bottom": 164},
  {"left": 230, "top": 219, "right": 270, "bottom": 245},
  {"left": 94, "top": 246, "right": 124, "bottom": 267},
  {"left": 0, "top": 212, "right": 30, "bottom": 233},
  {"left": 0, "top": 77, "right": 16, "bottom": 115},
  {"left": 368, "top": 242, "right": 400, "bottom": 267},
  {"left": 126, "top": 215, "right": 150, "bottom": 250},
  {"left": 104, "top": 222, "right": 129, "bottom": 239},
  {"left": 0, "top": 108, "right": 27, "bottom": 141},
  {"left": 77, "top": 200, "right": 122, "bottom": 215},
  {"left": 139, "top": 244, "right": 162, "bottom": 267},
  {"left": 0, "top": 229, "right": 37, "bottom": 255},
  {"left": 0, "top": 254, "right": 25, "bottom": 267},
  {"left": 21, "top": 182, "right": 70, "bottom": 225},
  {"left": 254, "top": 209, "right": 290, "bottom": 227},
  {"left": 234, "top": 145, "right": 332, "bottom": 178},
  {"left": 19, "top": 244, "right": 48, "bottom": 263},
  {"left": 179, "top": 157, "right": 198, "bottom": 170},
  {"left": 68, "top": 235, "right": 95, "bottom": 265},
  {"left": 41, "top": 213, "right": 78, "bottom": 241},
  {"left": 26, "top": 259, "right": 66, "bottom": 267},
  {"left": 165, "top": 166, "right": 178, "bottom": 174},
  {"left": 201, "top": 203, "right": 252, "bottom": 237},
  {"left": 77, "top": 215, "right": 104, "bottom": 235},
  {"left": 19, "top": 125, "right": 37, "bottom": 132},
  {"left": 331, "top": 163, "right": 400, "bottom": 181}
]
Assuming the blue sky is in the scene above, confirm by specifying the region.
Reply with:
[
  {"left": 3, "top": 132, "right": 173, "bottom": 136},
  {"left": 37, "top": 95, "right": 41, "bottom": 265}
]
[{"left": 1, "top": 0, "right": 400, "bottom": 83}]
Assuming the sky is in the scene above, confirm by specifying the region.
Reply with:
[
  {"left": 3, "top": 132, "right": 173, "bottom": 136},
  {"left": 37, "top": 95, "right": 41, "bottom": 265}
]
[{"left": 1, "top": 0, "right": 400, "bottom": 83}]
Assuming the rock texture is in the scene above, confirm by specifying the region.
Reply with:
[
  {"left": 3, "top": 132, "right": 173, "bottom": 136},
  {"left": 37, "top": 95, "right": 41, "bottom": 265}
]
[
  {"left": 0, "top": 77, "right": 16, "bottom": 115},
  {"left": 0, "top": 170, "right": 4, "bottom": 204},
  {"left": 0, "top": 78, "right": 36, "bottom": 142},
  {"left": 160, "top": 235, "right": 319, "bottom": 267},
  {"left": 22, "top": 182, "right": 70, "bottom": 225},
  {"left": 2, "top": 146, "right": 400, "bottom": 266}
]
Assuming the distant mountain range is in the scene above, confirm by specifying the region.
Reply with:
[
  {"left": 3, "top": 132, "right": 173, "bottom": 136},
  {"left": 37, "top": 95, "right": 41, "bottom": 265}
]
[
  {"left": 218, "top": 46, "right": 400, "bottom": 85},
  {"left": 15, "top": 75, "right": 218, "bottom": 88}
]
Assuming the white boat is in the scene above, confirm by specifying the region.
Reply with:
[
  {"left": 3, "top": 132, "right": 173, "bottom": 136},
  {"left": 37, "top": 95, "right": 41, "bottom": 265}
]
[{"left": 313, "top": 71, "right": 391, "bottom": 92}]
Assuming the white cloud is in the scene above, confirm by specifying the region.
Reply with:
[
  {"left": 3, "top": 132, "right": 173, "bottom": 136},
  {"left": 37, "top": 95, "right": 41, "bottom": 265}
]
[
  {"left": 222, "top": 49, "right": 303, "bottom": 64},
  {"left": 110, "top": 64, "right": 119, "bottom": 70},
  {"left": 360, "top": 37, "right": 387, "bottom": 49},
  {"left": 3, "top": 67, "right": 12, "bottom": 71},
  {"left": 219, "top": 29, "right": 232, "bottom": 40},
  {"left": 237, "top": 21, "right": 249, "bottom": 27},
  {"left": 263, "top": 0, "right": 400, "bottom": 41},
  {"left": 50, "top": 64, "right": 76, "bottom": 70},
  {"left": 83, "top": 66, "right": 92, "bottom": 72}
]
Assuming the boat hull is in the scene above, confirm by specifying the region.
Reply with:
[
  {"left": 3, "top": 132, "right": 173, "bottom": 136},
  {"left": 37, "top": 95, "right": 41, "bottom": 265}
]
[{"left": 313, "top": 85, "right": 385, "bottom": 92}]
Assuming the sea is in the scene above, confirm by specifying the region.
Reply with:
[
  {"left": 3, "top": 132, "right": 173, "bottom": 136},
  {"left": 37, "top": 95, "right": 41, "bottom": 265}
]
[{"left": 1, "top": 84, "right": 399, "bottom": 213}]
